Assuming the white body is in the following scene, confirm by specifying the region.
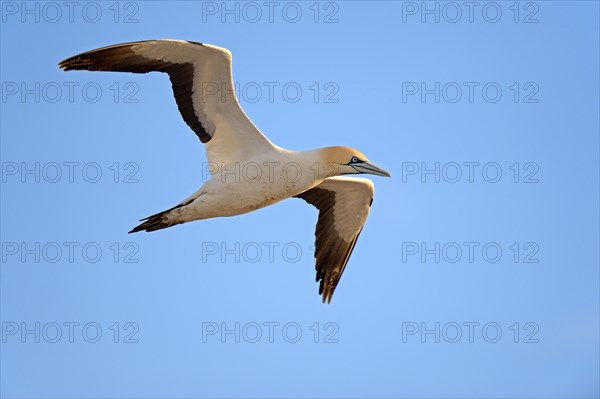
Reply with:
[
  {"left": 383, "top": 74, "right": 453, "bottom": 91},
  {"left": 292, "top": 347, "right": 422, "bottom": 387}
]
[{"left": 177, "top": 148, "right": 327, "bottom": 221}]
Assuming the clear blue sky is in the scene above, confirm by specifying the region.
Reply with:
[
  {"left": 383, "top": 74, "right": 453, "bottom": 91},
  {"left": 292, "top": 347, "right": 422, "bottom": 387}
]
[{"left": 1, "top": 1, "right": 599, "bottom": 398}]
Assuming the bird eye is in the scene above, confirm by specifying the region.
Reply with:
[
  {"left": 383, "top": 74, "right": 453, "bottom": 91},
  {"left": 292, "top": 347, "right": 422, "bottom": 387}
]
[{"left": 351, "top": 156, "right": 359, "bottom": 163}]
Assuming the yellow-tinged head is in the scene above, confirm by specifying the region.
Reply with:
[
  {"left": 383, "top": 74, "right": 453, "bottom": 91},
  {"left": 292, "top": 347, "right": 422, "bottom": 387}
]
[{"left": 319, "top": 146, "right": 391, "bottom": 178}]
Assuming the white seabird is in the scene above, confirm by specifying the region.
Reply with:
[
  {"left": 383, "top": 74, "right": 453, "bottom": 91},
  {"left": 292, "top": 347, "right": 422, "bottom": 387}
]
[{"left": 59, "top": 40, "right": 391, "bottom": 303}]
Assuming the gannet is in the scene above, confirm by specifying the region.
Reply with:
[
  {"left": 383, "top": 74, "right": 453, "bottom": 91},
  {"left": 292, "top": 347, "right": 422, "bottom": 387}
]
[{"left": 59, "top": 40, "right": 391, "bottom": 303}]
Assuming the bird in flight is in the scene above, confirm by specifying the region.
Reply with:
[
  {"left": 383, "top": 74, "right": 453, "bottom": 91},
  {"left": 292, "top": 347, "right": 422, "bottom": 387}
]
[{"left": 59, "top": 40, "right": 390, "bottom": 303}]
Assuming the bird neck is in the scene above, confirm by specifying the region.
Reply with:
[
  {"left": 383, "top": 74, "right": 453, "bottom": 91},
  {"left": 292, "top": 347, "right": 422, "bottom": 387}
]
[{"left": 290, "top": 148, "right": 342, "bottom": 180}]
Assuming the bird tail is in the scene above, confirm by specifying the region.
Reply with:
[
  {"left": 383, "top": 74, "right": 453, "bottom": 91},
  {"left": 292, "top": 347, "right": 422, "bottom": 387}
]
[{"left": 128, "top": 203, "right": 188, "bottom": 233}]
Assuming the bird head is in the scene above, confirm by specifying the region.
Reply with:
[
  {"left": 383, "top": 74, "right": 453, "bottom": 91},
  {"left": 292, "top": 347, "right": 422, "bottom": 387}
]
[{"left": 319, "top": 146, "right": 391, "bottom": 178}]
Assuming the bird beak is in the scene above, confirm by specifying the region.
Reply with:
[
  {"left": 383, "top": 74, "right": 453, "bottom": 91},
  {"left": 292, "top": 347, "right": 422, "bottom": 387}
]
[{"left": 352, "top": 162, "right": 391, "bottom": 177}]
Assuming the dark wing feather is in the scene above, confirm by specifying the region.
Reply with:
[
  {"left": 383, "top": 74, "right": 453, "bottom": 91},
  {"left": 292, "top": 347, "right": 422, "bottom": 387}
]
[
  {"left": 59, "top": 40, "right": 275, "bottom": 165},
  {"left": 296, "top": 178, "right": 374, "bottom": 303},
  {"left": 59, "top": 40, "right": 211, "bottom": 142}
]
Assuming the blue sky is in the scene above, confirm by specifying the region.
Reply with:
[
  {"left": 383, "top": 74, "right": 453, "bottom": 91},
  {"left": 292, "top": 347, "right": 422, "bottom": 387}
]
[{"left": 1, "top": 1, "right": 599, "bottom": 398}]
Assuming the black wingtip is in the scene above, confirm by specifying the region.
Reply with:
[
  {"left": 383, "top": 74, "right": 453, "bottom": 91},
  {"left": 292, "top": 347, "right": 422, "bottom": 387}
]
[
  {"left": 320, "top": 284, "right": 334, "bottom": 304},
  {"left": 58, "top": 56, "right": 88, "bottom": 71},
  {"left": 58, "top": 59, "right": 69, "bottom": 70}
]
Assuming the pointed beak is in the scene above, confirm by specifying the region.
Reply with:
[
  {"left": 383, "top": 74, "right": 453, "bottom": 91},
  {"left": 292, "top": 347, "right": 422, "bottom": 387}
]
[{"left": 352, "top": 162, "right": 392, "bottom": 177}]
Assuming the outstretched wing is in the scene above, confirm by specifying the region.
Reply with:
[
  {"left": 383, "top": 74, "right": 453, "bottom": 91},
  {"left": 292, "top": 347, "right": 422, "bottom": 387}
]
[
  {"left": 295, "top": 177, "right": 374, "bottom": 303},
  {"left": 59, "top": 39, "right": 274, "bottom": 164}
]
